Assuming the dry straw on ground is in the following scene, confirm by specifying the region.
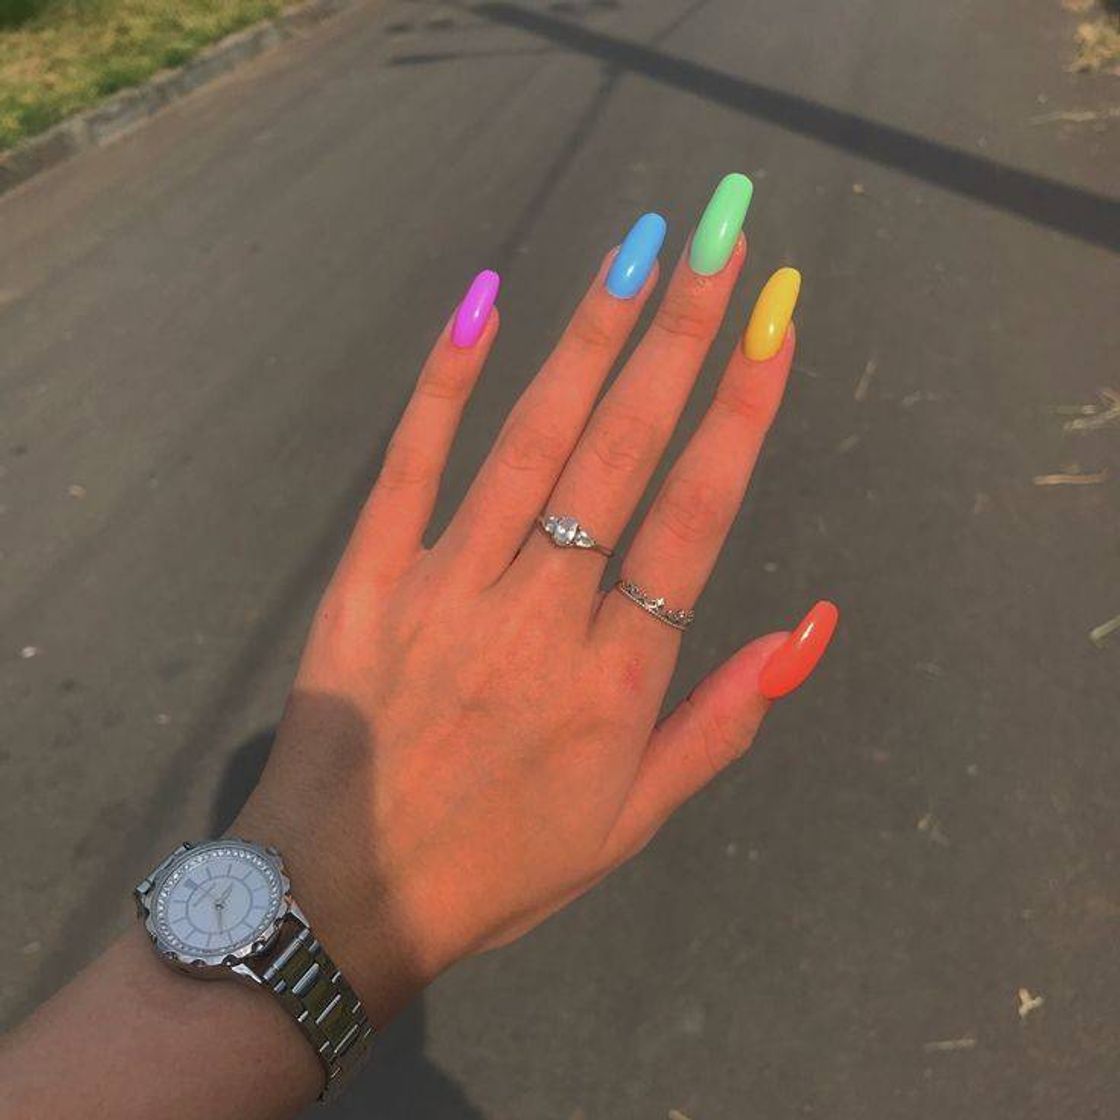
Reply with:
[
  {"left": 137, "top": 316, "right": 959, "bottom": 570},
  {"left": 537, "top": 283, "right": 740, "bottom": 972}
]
[{"left": 1064, "top": 0, "right": 1120, "bottom": 73}]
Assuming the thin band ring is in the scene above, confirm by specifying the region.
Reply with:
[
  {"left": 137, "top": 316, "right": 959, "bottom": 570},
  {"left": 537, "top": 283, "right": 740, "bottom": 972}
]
[
  {"left": 614, "top": 579, "right": 696, "bottom": 631},
  {"left": 537, "top": 514, "right": 614, "bottom": 558}
]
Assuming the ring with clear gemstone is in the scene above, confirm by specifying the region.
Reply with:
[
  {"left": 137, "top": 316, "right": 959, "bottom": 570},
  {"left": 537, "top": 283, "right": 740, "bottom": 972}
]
[{"left": 537, "top": 514, "right": 614, "bottom": 557}]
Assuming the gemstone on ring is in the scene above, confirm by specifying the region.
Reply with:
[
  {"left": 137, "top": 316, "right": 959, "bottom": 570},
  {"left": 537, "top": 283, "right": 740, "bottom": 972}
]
[
  {"left": 537, "top": 514, "right": 613, "bottom": 557},
  {"left": 549, "top": 515, "right": 580, "bottom": 546}
]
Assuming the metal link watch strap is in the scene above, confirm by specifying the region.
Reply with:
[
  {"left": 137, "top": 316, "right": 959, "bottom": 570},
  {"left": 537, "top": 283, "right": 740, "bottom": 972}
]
[{"left": 250, "top": 914, "right": 374, "bottom": 1100}]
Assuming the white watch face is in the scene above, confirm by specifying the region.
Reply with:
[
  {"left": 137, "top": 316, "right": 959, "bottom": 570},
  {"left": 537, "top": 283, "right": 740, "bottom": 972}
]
[{"left": 152, "top": 842, "right": 284, "bottom": 960}]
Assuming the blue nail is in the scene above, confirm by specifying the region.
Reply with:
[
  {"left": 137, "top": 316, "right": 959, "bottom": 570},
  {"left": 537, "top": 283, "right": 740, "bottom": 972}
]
[{"left": 605, "top": 212, "right": 667, "bottom": 299}]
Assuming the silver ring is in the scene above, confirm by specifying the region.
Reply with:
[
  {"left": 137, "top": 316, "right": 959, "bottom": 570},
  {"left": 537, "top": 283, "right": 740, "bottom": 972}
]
[
  {"left": 615, "top": 579, "right": 695, "bottom": 631},
  {"left": 537, "top": 514, "right": 614, "bottom": 557}
]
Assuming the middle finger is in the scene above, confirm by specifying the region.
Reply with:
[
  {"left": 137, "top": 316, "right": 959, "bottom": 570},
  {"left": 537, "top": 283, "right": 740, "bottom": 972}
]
[{"left": 515, "top": 173, "right": 754, "bottom": 593}]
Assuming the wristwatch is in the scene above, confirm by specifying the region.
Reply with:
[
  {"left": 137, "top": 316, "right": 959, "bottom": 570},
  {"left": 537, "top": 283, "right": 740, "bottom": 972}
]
[{"left": 135, "top": 838, "right": 374, "bottom": 1101}]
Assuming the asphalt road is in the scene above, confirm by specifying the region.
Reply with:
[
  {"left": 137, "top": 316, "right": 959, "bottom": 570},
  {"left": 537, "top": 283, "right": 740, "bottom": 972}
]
[{"left": 2, "top": 1, "right": 1119, "bottom": 1117}]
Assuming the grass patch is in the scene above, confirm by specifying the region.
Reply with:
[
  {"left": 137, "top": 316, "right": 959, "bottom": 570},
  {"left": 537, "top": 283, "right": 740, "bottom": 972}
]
[
  {"left": 1063, "top": 0, "right": 1120, "bottom": 73},
  {"left": 0, "top": 0, "right": 283, "bottom": 151}
]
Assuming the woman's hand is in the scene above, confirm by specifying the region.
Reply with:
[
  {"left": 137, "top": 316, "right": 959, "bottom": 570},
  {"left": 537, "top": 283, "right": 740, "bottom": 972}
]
[{"left": 234, "top": 174, "right": 837, "bottom": 1021}]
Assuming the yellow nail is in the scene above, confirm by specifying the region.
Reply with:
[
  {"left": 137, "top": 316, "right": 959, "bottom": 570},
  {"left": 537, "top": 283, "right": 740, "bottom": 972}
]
[{"left": 743, "top": 267, "right": 801, "bottom": 361}]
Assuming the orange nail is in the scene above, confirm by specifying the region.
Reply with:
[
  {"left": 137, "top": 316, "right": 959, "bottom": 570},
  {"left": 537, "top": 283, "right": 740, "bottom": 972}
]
[{"left": 758, "top": 601, "right": 839, "bottom": 700}]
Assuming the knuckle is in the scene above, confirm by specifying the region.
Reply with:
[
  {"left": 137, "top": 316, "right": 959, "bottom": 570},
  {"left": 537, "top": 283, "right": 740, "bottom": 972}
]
[
  {"left": 712, "top": 376, "right": 776, "bottom": 427},
  {"left": 585, "top": 407, "right": 662, "bottom": 476},
  {"left": 419, "top": 359, "right": 476, "bottom": 402},
  {"left": 652, "top": 292, "right": 718, "bottom": 344},
  {"left": 597, "top": 643, "right": 657, "bottom": 702},
  {"left": 378, "top": 437, "right": 437, "bottom": 491},
  {"left": 567, "top": 307, "right": 617, "bottom": 352},
  {"left": 687, "top": 695, "right": 742, "bottom": 776},
  {"left": 495, "top": 414, "right": 569, "bottom": 475},
  {"left": 654, "top": 472, "right": 724, "bottom": 546},
  {"left": 308, "top": 582, "right": 378, "bottom": 661}
]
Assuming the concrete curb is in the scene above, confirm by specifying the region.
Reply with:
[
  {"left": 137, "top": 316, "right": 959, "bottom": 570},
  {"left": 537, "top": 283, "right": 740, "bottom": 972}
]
[{"left": 0, "top": 0, "right": 354, "bottom": 197}]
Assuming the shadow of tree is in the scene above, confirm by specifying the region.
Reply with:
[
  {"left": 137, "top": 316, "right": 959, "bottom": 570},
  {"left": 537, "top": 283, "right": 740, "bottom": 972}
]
[
  {"left": 212, "top": 728, "right": 487, "bottom": 1120},
  {"left": 0, "top": 0, "right": 48, "bottom": 31},
  {"left": 465, "top": 0, "right": 1120, "bottom": 252}
]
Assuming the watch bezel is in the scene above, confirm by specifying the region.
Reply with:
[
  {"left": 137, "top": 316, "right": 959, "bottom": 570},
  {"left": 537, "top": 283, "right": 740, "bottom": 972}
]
[{"left": 135, "top": 838, "right": 292, "bottom": 973}]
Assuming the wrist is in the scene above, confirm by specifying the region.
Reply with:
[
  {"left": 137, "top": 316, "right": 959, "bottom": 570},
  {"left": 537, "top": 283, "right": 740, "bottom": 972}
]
[{"left": 230, "top": 799, "right": 431, "bottom": 1030}]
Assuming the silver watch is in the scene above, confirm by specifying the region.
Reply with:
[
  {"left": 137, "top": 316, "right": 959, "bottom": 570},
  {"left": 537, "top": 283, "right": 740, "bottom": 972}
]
[{"left": 135, "top": 838, "right": 373, "bottom": 1101}]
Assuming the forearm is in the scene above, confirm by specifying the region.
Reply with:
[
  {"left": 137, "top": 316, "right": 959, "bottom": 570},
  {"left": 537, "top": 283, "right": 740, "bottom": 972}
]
[{"left": 0, "top": 925, "right": 322, "bottom": 1120}]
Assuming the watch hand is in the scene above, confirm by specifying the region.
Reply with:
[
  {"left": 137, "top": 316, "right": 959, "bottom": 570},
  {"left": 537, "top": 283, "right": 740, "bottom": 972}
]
[
  {"left": 188, "top": 884, "right": 215, "bottom": 919},
  {"left": 216, "top": 883, "right": 234, "bottom": 906}
]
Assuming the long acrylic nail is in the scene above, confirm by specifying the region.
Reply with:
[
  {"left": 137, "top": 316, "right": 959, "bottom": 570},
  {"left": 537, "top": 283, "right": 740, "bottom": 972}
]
[
  {"left": 689, "top": 172, "right": 753, "bottom": 276},
  {"left": 452, "top": 269, "right": 500, "bottom": 348},
  {"left": 758, "top": 601, "right": 839, "bottom": 700},
  {"left": 605, "top": 212, "right": 667, "bottom": 299},
  {"left": 744, "top": 267, "right": 801, "bottom": 361}
]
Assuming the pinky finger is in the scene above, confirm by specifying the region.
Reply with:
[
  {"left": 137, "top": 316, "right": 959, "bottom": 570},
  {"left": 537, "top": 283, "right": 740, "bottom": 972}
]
[
  {"left": 607, "top": 602, "right": 838, "bottom": 855},
  {"left": 342, "top": 270, "right": 500, "bottom": 582}
]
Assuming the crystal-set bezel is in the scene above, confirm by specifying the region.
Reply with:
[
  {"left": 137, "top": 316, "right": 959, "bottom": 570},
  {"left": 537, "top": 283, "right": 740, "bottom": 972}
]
[
  {"left": 138, "top": 839, "right": 291, "bottom": 971},
  {"left": 616, "top": 579, "right": 696, "bottom": 630}
]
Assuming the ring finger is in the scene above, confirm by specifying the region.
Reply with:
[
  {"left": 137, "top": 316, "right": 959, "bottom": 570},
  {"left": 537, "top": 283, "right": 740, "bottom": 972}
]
[{"left": 596, "top": 267, "right": 801, "bottom": 646}]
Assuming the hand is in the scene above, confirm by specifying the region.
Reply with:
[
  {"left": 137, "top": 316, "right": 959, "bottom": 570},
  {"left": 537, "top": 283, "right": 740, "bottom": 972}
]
[{"left": 234, "top": 177, "right": 837, "bottom": 1021}]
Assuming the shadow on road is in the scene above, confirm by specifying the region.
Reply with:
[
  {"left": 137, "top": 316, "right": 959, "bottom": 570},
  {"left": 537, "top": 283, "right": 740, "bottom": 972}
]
[
  {"left": 212, "top": 729, "right": 487, "bottom": 1120},
  {"left": 431, "top": 1, "right": 1120, "bottom": 251},
  {"left": 12, "top": 412, "right": 408, "bottom": 1024}
]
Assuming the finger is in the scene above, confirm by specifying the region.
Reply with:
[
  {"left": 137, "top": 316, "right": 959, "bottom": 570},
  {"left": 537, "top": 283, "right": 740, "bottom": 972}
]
[
  {"left": 608, "top": 600, "right": 839, "bottom": 853},
  {"left": 338, "top": 270, "right": 500, "bottom": 584},
  {"left": 597, "top": 268, "right": 800, "bottom": 642},
  {"left": 605, "top": 633, "right": 782, "bottom": 855},
  {"left": 437, "top": 215, "right": 666, "bottom": 583},
  {"left": 517, "top": 174, "right": 753, "bottom": 590}
]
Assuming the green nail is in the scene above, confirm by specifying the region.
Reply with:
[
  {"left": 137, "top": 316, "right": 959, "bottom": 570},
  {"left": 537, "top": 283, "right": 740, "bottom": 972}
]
[{"left": 689, "top": 172, "right": 753, "bottom": 276}]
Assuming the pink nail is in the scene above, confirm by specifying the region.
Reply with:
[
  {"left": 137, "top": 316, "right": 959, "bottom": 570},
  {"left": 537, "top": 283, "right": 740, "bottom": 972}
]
[{"left": 452, "top": 269, "right": 500, "bottom": 348}]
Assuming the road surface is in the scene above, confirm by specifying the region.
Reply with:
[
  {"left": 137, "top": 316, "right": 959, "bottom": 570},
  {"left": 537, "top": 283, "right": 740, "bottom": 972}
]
[{"left": 2, "top": 1, "right": 1118, "bottom": 1116}]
